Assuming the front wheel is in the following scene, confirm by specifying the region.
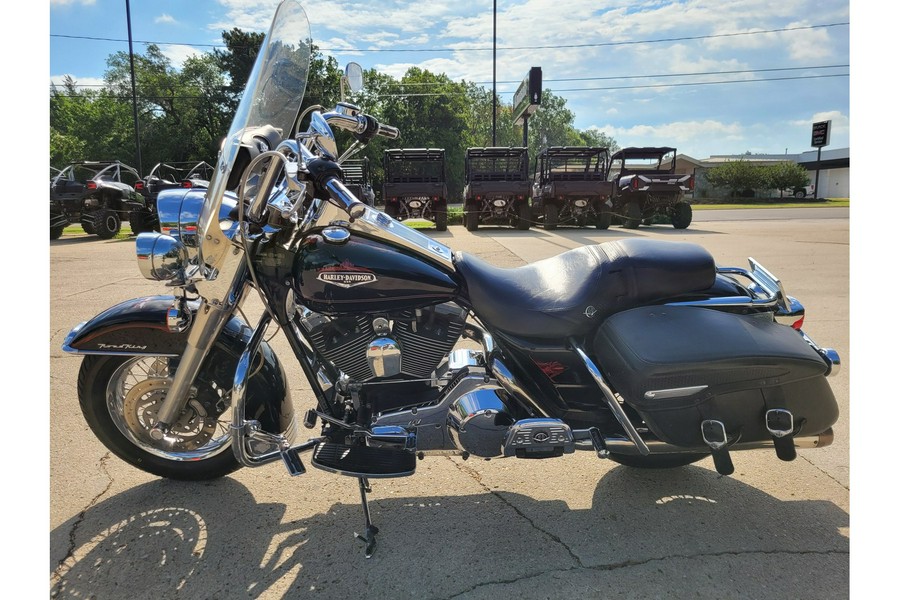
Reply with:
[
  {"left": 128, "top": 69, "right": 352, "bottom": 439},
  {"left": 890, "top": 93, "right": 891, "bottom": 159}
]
[
  {"left": 77, "top": 354, "right": 241, "bottom": 480},
  {"left": 607, "top": 452, "right": 707, "bottom": 469}
]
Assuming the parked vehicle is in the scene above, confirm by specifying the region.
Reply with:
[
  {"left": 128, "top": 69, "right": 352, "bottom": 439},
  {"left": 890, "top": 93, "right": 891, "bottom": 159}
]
[
  {"left": 608, "top": 147, "right": 694, "bottom": 229},
  {"left": 792, "top": 183, "right": 815, "bottom": 199},
  {"left": 50, "top": 160, "right": 146, "bottom": 239},
  {"left": 382, "top": 148, "right": 448, "bottom": 230},
  {"left": 63, "top": 0, "right": 842, "bottom": 560},
  {"left": 341, "top": 157, "right": 376, "bottom": 206},
  {"left": 132, "top": 161, "right": 214, "bottom": 233},
  {"left": 463, "top": 147, "right": 531, "bottom": 231},
  {"left": 532, "top": 147, "right": 614, "bottom": 229}
]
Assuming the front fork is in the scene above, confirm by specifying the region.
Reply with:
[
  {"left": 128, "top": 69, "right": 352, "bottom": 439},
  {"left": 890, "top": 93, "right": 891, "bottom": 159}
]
[{"left": 149, "top": 255, "right": 252, "bottom": 440}]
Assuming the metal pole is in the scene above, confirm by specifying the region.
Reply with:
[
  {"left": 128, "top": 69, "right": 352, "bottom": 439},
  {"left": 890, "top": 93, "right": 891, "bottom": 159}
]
[
  {"left": 814, "top": 146, "right": 822, "bottom": 200},
  {"left": 492, "top": 0, "right": 497, "bottom": 146},
  {"left": 125, "top": 0, "right": 143, "bottom": 174}
]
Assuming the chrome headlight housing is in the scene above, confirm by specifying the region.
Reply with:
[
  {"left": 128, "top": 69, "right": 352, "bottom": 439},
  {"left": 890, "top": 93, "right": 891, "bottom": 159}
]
[{"left": 137, "top": 188, "right": 240, "bottom": 283}]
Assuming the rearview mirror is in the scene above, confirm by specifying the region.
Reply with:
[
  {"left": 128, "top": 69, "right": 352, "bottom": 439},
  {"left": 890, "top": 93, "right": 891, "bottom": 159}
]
[{"left": 341, "top": 62, "right": 364, "bottom": 101}]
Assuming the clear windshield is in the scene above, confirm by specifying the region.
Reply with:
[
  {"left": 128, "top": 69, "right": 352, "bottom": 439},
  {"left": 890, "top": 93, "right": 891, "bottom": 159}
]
[{"left": 197, "top": 0, "right": 311, "bottom": 273}]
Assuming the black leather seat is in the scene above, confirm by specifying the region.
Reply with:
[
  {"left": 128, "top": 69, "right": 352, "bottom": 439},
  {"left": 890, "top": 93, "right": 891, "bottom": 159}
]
[{"left": 454, "top": 238, "right": 716, "bottom": 339}]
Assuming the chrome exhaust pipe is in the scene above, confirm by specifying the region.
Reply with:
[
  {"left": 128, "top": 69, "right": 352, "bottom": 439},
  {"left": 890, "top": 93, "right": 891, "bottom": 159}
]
[{"left": 580, "top": 428, "right": 834, "bottom": 456}]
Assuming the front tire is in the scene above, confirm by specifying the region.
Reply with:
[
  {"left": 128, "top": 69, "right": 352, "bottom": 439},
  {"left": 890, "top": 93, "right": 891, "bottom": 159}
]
[
  {"left": 77, "top": 354, "right": 241, "bottom": 480},
  {"left": 607, "top": 452, "right": 707, "bottom": 469},
  {"left": 794, "top": 190, "right": 806, "bottom": 199}
]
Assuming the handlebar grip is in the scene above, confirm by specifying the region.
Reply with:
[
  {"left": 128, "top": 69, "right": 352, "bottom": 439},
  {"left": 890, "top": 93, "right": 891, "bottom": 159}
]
[
  {"left": 376, "top": 123, "right": 400, "bottom": 140},
  {"left": 323, "top": 176, "right": 368, "bottom": 219}
]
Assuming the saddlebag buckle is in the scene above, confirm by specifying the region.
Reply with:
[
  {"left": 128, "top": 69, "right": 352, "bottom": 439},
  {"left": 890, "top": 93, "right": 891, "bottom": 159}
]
[
  {"left": 766, "top": 409, "right": 797, "bottom": 461},
  {"left": 701, "top": 419, "right": 734, "bottom": 476}
]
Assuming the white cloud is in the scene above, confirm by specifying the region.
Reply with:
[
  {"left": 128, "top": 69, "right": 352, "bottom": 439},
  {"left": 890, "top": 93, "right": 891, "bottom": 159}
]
[
  {"left": 590, "top": 119, "right": 744, "bottom": 148},
  {"left": 50, "top": 75, "right": 105, "bottom": 89},
  {"left": 155, "top": 13, "right": 177, "bottom": 25},
  {"left": 159, "top": 45, "right": 204, "bottom": 69},
  {"left": 49, "top": 0, "right": 96, "bottom": 5}
]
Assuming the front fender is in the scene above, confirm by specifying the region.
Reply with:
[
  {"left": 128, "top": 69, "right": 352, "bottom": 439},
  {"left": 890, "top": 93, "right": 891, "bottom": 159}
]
[{"left": 63, "top": 295, "right": 293, "bottom": 435}]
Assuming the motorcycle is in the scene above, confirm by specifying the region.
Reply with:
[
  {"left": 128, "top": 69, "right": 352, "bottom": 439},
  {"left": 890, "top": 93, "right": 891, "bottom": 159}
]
[{"left": 63, "top": 0, "right": 841, "bottom": 559}]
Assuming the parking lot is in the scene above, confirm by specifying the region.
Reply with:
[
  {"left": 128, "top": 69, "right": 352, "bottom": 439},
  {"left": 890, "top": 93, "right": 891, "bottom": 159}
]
[{"left": 49, "top": 210, "right": 849, "bottom": 599}]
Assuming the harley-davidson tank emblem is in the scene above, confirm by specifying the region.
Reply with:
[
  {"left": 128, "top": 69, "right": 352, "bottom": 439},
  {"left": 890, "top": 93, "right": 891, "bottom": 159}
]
[{"left": 317, "top": 261, "right": 377, "bottom": 288}]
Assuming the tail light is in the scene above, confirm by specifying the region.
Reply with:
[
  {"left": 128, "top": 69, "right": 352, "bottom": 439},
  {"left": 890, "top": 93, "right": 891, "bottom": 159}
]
[
  {"left": 791, "top": 315, "right": 805, "bottom": 330},
  {"left": 181, "top": 180, "right": 193, "bottom": 189},
  {"left": 517, "top": 195, "right": 524, "bottom": 200},
  {"left": 432, "top": 196, "right": 439, "bottom": 201},
  {"left": 630, "top": 177, "right": 641, "bottom": 191},
  {"left": 86, "top": 181, "right": 97, "bottom": 190},
  {"left": 687, "top": 176, "right": 695, "bottom": 191},
  {"left": 134, "top": 181, "right": 145, "bottom": 191},
  {"left": 475, "top": 195, "right": 482, "bottom": 201}
]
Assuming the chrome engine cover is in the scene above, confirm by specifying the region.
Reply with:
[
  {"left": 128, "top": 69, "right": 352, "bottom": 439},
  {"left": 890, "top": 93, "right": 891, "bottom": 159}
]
[{"left": 446, "top": 387, "right": 515, "bottom": 458}]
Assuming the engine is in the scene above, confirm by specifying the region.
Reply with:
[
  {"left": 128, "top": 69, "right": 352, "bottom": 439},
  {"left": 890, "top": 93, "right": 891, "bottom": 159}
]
[{"left": 299, "top": 302, "right": 469, "bottom": 382}]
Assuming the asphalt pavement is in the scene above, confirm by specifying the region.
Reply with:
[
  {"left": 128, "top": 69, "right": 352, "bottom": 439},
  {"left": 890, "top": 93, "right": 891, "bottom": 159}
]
[{"left": 48, "top": 210, "right": 850, "bottom": 599}]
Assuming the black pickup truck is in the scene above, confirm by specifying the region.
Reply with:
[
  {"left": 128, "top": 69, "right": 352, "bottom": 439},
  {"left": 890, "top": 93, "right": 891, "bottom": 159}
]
[
  {"left": 382, "top": 148, "right": 448, "bottom": 230},
  {"left": 531, "top": 147, "right": 614, "bottom": 229},
  {"left": 463, "top": 147, "right": 531, "bottom": 231},
  {"left": 608, "top": 147, "right": 694, "bottom": 229}
]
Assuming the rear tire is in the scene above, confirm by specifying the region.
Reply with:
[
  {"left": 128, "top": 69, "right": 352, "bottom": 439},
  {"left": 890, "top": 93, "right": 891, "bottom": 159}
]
[
  {"left": 81, "top": 219, "right": 96, "bottom": 235},
  {"left": 50, "top": 225, "right": 65, "bottom": 240},
  {"left": 596, "top": 210, "right": 612, "bottom": 229},
  {"left": 516, "top": 203, "right": 531, "bottom": 230},
  {"left": 543, "top": 203, "right": 559, "bottom": 230},
  {"left": 434, "top": 205, "right": 448, "bottom": 231},
  {"left": 794, "top": 190, "right": 806, "bottom": 199},
  {"left": 129, "top": 209, "right": 156, "bottom": 234},
  {"left": 95, "top": 210, "right": 122, "bottom": 239},
  {"left": 670, "top": 202, "right": 693, "bottom": 229},
  {"left": 464, "top": 206, "right": 479, "bottom": 231},
  {"left": 385, "top": 203, "right": 399, "bottom": 219},
  {"left": 607, "top": 452, "right": 707, "bottom": 469},
  {"left": 622, "top": 201, "right": 641, "bottom": 229}
]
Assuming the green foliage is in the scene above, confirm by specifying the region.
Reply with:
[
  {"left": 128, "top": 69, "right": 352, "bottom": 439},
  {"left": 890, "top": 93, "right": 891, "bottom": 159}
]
[
  {"left": 765, "top": 161, "right": 810, "bottom": 196},
  {"left": 704, "top": 160, "right": 769, "bottom": 197}
]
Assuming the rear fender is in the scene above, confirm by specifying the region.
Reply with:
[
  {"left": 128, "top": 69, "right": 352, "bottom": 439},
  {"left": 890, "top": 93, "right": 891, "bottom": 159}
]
[{"left": 63, "top": 295, "right": 292, "bottom": 434}]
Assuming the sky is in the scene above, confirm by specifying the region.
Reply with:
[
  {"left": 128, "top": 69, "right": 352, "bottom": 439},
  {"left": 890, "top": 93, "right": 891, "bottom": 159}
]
[{"left": 48, "top": 0, "right": 851, "bottom": 160}]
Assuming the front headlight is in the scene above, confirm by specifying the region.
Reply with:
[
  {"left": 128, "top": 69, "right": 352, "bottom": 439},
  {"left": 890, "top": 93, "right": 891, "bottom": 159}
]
[{"left": 136, "top": 232, "right": 188, "bottom": 282}]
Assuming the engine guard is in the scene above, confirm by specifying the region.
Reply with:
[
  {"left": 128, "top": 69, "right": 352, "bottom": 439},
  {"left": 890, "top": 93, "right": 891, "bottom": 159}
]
[{"left": 62, "top": 295, "right": 293, "bottom": 435}]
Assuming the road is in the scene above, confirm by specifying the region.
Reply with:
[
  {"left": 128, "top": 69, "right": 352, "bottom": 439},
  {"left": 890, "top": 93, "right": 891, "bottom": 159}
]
[{"left": 49, "top": 210, "right": 850, "bottom": 599}]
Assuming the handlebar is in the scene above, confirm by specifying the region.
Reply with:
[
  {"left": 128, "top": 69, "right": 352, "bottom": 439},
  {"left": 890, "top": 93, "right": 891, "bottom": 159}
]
[{"left": 322, "top": 110, "right": 400, "bottom": 141}]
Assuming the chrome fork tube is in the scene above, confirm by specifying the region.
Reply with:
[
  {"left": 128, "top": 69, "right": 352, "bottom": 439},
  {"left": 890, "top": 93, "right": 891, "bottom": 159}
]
[{"left": 151, "top": 260, "right": 250, "bottom": 437}]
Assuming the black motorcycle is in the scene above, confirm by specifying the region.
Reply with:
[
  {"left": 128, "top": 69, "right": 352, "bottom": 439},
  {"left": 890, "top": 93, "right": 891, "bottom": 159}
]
[{"left": 63, "top": 0, "right": 841, "bottom": 559}]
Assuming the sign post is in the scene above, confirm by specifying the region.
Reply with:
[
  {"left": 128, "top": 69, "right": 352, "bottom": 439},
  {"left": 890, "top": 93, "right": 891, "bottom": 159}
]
[
  {"left": 513, "top": 67, "right": 542, "bottom": 147},
  {"left": 810, "top": 120, "right": 831, "bottom": 200}
]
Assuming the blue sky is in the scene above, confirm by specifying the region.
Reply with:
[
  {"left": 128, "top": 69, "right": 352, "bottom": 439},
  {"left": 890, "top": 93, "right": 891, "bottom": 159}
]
[{"left": 48, "top": 0, "right": 851, "bottom": 160}]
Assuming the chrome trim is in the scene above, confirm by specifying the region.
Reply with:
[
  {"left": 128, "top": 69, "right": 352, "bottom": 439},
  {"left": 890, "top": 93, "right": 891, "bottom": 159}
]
[
  {"left": 800, "top": 331, "right": 841, "bottom": 377},
  {"left": 366, "top": 337, "right": 401, "bottom": 378},
  {"left": 644, "top": 385, "right": 708, "bottom": 400},
  {"left": 489, "top": 356, "right": 547, "bottom": 417},
  {"left": 570, "top": 341, "right": 650, "bottom": 456}
]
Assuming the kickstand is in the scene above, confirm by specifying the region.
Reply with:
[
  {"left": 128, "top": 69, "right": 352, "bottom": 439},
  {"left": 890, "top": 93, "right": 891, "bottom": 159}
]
[{"left": 353, "top": 477, "right": 379, "bottom": 558}]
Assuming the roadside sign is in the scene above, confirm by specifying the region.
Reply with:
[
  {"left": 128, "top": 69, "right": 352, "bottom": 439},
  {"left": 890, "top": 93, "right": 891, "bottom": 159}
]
[
  {"left": 513, "top": 67, "right": 542, "bottom": 126},
  {"left": 811, "top": 120, "right": 831, "bottom": 148}
]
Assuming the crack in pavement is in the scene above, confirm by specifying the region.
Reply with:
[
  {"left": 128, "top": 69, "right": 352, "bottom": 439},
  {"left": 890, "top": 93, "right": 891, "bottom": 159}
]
[
  {"left": 51, "top": 452, "right": 114, "bottom": 588},
  {"left": 441, "top": 548, "right": 850, "bottom": 599},
  {"left": 800, "top": 453, "right": 849, "bottom": 492},
  {"left": 448, "top": 458, "right": 584, "bottom": 568}
]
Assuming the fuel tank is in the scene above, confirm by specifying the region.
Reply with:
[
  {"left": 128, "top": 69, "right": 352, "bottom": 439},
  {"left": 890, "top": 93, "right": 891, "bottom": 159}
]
[{"left": 293, "top": 231, "right": 459, "bottom": 314}]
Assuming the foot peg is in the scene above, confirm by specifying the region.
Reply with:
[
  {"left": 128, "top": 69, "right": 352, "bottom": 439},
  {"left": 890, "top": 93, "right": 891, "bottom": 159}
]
[
  {"left": 311, "top": 442, "right": 416, "bottom": 478},
  {"left": 701, "top": 420, "right": 734, "bottom": 476},
  {"left": 280, "top": 447, "right": 307, "bottom": 476},
  {"left": 503, "top": 418, "right": 575, "bottom": 458},
  {"left": 766, "top": 409, "right": 797, "bottom": 461}
]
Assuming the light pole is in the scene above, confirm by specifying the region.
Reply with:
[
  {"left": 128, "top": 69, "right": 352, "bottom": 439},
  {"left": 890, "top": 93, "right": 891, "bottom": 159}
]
[
  {"left": 492, "top": 0, "right": 497, "bottom": 147},
  {"left": 125, "top": 0, "right": 143, "bottom": 174}
]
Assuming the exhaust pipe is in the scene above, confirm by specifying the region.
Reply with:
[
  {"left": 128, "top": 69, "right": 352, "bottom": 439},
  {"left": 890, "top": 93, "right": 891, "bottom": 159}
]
[{"left": 582, "top": 428, "right": 834, "bottom": 456}]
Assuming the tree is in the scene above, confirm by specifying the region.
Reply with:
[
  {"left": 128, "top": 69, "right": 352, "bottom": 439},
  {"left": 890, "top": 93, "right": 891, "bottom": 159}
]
[
  {"left": 214, "top": 28, "right": 266, "bottom": 108},
  {"left": 704, "top": 160, "right": 769, "bottom": 197},
  {"left": 766, "top": 161, "right": 810, "bottom": 198}
]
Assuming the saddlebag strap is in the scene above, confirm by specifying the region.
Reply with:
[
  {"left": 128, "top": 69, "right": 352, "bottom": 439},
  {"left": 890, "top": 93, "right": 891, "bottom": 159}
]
[{"left": 762, "top": 387, "right": 797, "bottom": 462}]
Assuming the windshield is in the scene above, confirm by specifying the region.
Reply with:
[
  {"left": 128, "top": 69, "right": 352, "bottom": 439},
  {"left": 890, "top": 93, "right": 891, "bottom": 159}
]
[{"left": 197, "top": 0, "right": 311, "bottom": 274}]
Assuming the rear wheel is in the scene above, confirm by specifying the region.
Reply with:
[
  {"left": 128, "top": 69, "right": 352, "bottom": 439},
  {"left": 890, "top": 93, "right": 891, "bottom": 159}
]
[
  {"left": 607, "top": 452, "right": 707, "bottom": 469},
  {"left": 50, "top": 225, "right": 65, "bottom": 240},
  {"left": 622, "top": 201, "right": 641, "bottom": 229},
  {"left": 81, "top": 219, "right": 96, "bottom": 235},
  {"left": 77, "top": 354, "right": 241, "bottom": 480},
  {"left": 95, "top": 210, "right": 122, "bottom": 239},
  {"left": 434, "top": 205, "right": 448, "bottom": 231},
  {"left": 670, "top": 202, "right": 693, "bottom": 229},
  {"left": 385, "top": 203, "right": 399, "bottom": 219},
  {"left": 543, "top": 203, "right": 559, "bottom": 230},
  {"left": 596, "top": 209, "right": 612, "bottom": 230},
  {"left": 464, "top": 206, "right": 479, "bottom": 231},
  {"left": 516, "top": 203, "right": 531, "bottom": 230},
  {"left": 129, "top": 209, "right": 156, "bottom": 234},
  {"left": 794, "top": 189, "right": 806, "bottom": 199}
]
